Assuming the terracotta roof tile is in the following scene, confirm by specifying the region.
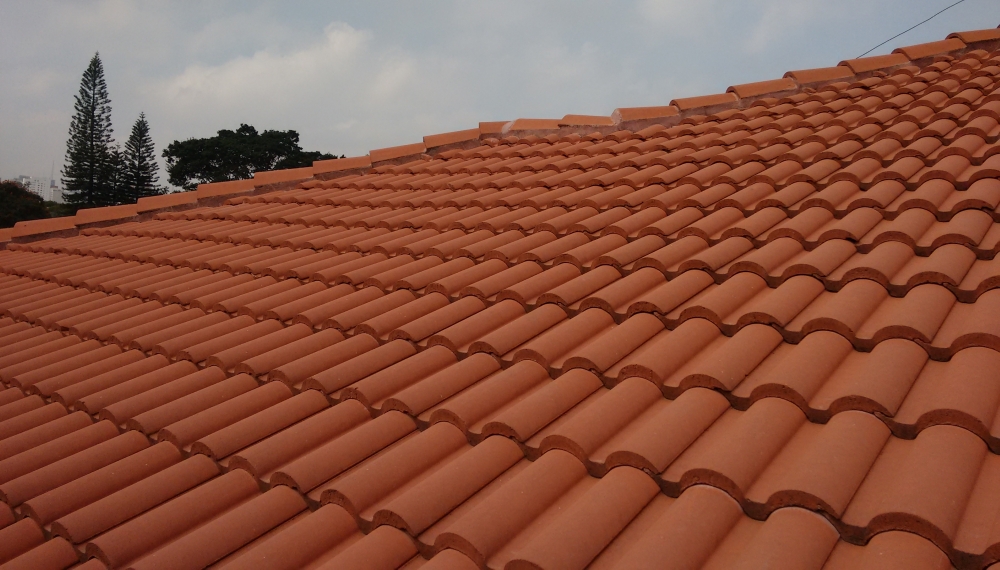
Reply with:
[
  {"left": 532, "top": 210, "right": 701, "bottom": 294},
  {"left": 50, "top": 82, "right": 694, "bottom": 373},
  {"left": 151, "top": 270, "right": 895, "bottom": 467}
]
[
  {"left": 424, "top": 128, "right": 481, "bottom": 149},
  {"left": 10, "top": 218, "right": 77, "bottom": 239},
  {"left": 478, "top": 121, "right": 508, "bottom": 136},
  {"left": 6, "top": 25, "right": 1000, "bottom": 570},
  {"left": 135, "top": 191, "right": 198, "bottom": 214},
  {"left": 253, "top": 166, "right": 314, "bottom": 185},
  {"left": 670, "top": 92, "right": 739, "bottom": 111},
  {"left": 370, "top": 142, "right": 427, "bottom": 164},
  {"left": 840, "top": 52, "right": 911, "bottom": 73},
  {"left": 949, "top": 29, "right": 1000, "bottom": 44},
  {"left": 784, "top": 65, "right": 855, "bottom": 84},
  {"left": 613, "top": 105, "right": 680, "bottom": 123},
  {"left": 506, "top": 118, "right": 562, "bottom": 131},
  {"left": 195, "top": 179, "right": 255, "bottom": 200},
  {"left": 559, "top": 114, "right": 615, "bottom": 127},
  {"left": 728, "top": 77, "right": 798, "bottom": 99},
  {"left": 74, "top": 204, "right": 139, "bottom": 227},
  {"left": 893, "top": 38, "right": 968, "bottom": 60}
]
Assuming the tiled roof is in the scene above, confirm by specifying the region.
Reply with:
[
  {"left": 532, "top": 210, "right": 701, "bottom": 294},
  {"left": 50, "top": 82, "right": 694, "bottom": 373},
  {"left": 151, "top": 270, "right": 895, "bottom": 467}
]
[{"left": 2, "top": 26, "right": 1000, "bottom": 570}]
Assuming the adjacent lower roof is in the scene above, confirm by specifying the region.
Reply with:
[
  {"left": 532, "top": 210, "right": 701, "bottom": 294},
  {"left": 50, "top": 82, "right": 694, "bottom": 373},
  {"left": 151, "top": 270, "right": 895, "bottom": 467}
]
[{"left": 2, "top": 25, "right": 1000, "bottom": 570}]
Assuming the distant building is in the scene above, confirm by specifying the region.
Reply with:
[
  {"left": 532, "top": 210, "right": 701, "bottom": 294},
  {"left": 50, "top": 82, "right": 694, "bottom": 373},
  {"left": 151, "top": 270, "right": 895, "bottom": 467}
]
[
  {"left": 13, "top": 175, "right": 63, "bottom": 202},
  {"left": 48, "top": 179, "right": 64, "bottom": 203},
  {"left": 14, "top": 175, "right": 44, "bottom": 196}
]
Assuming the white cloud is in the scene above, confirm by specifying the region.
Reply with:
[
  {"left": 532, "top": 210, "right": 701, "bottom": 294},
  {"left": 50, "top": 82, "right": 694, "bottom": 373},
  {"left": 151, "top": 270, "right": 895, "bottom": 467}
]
[
  {"left": 143, "top": 16, "right": 644, "bottom": 159},
  {"left": 14, "top": 71, "right": 64, "bottom": 97},
  {"left": 147, "top": 21, "right": 441, "bottom": 152},
  {"left": 635, "top": 0, "right": 720, "bottom": 32},
  {"left": 743, "top": 1, "right": 830, "bottom": 54},
  {"left": 3, "top": 0, "right": 998, "bottom": 184},
  {"left": 155, "top": 22, "right": 370, "bottom": 108}
]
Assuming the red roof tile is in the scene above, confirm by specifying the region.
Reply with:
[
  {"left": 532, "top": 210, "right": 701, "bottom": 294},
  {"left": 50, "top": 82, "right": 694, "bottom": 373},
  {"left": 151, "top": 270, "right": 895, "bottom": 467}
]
[
  {"left": 370, "top": 142, "right": 427, "bottom": 164},
  {"left": 424, "top": 128, "right": 482, "bottom": 149},
  {"left": 613, "top": 105, "right": 680, "bottom": 123},
  {"left": 949, "top": 29, "right": 1000, "bottom": 44},
  {"left": 506, "top": 118, "right": 562, "bottom": 131},
  {"left": 784, "top": 66, "right": 855, "bottom": 84},
  {"left": 136, "top": 191, "right": 197, "bottom": 213},
  {"left": 10, "top": 218, "right": 77, "bottom": 239},
  {"left": 559, "top": 114, "right": 616, "bottom": 127},
  {"left": 839, "top": 52, "right": 910, "bottom": 73},
  {"left": 253, "top": 166, "right": 314, "bottom": 185},
  {"left": 6, "top": 25, "right": 1000, "bottom": 570},
  {"left": 195, "top": 179, "right": 255, "bottom": 200},
  {"left": 727, "top": 77, "right": 798, "bottom": 99},
  {"left": 312, "top": 154, "right": 373, "bottom": 174},
  {"left": 893, "top": 37, "right": 967, "bottom": 60},
  {"left": 670, "top": 92, "right": 739, "bottom": 111},
  {"left": 74, "top": 205, "right": 139, "bottom": 226}
]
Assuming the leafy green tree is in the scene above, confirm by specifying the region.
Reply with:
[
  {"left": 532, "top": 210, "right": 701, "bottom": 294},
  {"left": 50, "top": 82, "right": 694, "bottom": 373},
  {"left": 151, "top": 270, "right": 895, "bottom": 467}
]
[
  {"left": 0, "top": 180, "right": 50, "bottom": 228},
  {"left": 62, "top": 52, "right": 117, "bottom": 208},
  {"left": 162, "top": 124, "right": 339, "bottom": 190},
  {"left": 120, "top": 113, "right": 163, "bottom": 202}
]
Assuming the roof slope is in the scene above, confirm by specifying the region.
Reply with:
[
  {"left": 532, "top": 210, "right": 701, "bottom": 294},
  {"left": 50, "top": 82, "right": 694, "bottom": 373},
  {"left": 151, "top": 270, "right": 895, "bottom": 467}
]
[{"left": 2, "top": 26, "right": 1000, "bottom": 570}]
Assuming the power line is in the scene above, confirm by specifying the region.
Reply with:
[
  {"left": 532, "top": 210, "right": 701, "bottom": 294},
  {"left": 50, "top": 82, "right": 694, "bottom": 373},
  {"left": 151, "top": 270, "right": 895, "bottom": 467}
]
[{"left": 857, "top": 0, "right": 969, "bottom": 58}]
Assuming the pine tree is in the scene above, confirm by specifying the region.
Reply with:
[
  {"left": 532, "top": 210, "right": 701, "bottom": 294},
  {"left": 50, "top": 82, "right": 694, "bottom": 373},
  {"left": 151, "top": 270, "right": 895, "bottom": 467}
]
[
  {"left": 120, "top": 113, "right": 163, "bottom": 202},
  {"left": 62, "top": 52, "right": 116, "bottom": 209},
  {"left": 107, "top": 144, "right": 125, "bottom": 204}
]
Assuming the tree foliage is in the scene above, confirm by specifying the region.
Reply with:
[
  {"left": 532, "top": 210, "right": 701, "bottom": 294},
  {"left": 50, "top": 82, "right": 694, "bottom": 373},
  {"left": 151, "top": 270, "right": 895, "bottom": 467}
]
[
  {"left": 120, "top": 113, "right": 163, "bottom": 202},
  {"left": 0, "top": 180, "right": 50, "bottom": 229},
  {"left": 162, "top": 124, "right": 339, "bottom": 190},
  {"left": 62, "top": 52, "right": 117, "bottom": 208}
]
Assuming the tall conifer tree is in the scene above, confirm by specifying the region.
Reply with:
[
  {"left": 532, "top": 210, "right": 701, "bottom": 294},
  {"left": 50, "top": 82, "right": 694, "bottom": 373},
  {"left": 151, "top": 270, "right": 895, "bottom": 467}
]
[
  {"left": 120, "top": 113, "right": 163, "bottom": 202},
  {"left": 62, "top": 53, "right": 116, "bottom": 209}
]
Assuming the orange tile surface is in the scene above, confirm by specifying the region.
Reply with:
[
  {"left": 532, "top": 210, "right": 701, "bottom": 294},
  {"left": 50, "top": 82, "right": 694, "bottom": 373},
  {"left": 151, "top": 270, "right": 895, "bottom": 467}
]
[{"left": 3, "top": 28, "right": 1000, "bottom": 570}]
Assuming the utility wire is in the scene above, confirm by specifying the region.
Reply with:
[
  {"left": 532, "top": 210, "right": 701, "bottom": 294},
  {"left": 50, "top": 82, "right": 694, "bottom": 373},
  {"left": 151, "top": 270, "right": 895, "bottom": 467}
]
[{"left": 857, "top": 0, "right": 969, "bottom": 58}]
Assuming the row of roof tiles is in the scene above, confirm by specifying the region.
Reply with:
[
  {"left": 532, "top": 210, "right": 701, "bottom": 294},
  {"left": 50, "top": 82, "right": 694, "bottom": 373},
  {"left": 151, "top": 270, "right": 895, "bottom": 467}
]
[
  {"left": 4, "top": 241, "right": 1000, "bottom": 360},
  {"left": 3, "top": 306, "right": 1000, "bottom": 570},
  {"left": 9, "top": 210, "right": 1000, "bottom": 304},
  {"left": 0, "top": 462, "right": 965, "bottom": 570},
  {"left": 4, "top": 297, "right": 1000, "bottom": 452}
]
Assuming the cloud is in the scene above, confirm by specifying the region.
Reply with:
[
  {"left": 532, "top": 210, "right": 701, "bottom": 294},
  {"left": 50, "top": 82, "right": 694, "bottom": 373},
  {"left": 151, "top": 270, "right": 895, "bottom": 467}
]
[
  {"left": 635, "top": 0, "right": 721, "bottom": 33},
  {"left": 3, "top": 0, "right": 998, "bottom": 184},
  {"left": 14, "top": 71, "right": 64, "bottom": 97},
  {"left": 146, "top": 22, "right": 434, "bottom": 156},
  {"left": 143, "top": 15, "right": 646, "bottom": 158},
  {"left": 154, "top": 22, "right": 370, "bottom": 112},
  {"left": 743, "top": 1, "right": 831, "bottom": 54}
]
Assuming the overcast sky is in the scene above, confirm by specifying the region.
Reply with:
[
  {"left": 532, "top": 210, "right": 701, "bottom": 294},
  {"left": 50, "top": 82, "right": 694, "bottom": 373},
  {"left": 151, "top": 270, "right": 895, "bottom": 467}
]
[{"left": 2, "top": 0, "right": 998, "bottom": 190}]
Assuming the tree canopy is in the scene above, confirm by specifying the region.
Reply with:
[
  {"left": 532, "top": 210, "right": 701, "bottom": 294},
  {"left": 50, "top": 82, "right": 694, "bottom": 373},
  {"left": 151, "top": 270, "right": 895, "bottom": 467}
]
[
  {"left": 62, "top": 52, "right": 117, "bottom": 208},
  {"left": 120, "top": 113, "right": 163, "bottom": 202},
  {"left": 162, "top": 124, "right": 339, "bottom": 190},
  {"left": 0, "top": 180, "right": 50, "bottom": 229},
  {"left": 61, "top": 54, "right": 166, "bottom": 208}
]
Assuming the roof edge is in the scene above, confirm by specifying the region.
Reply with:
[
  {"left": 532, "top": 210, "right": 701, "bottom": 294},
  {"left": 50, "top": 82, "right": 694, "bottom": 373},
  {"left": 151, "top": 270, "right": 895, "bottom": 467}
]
[
  {"left": 559, "top": 114, "right": 616, "bottom": 127},
  {"left": 314, "top": 155, "right": 373, "bottom": 172},
  {"left": 948, "top": 28, "right": 1000, "bottom": 44},
  {"left": 424, "top": 128, "right": 481, "bottom": 150},
  {"left": 369, "top": 142, "right": 427, "bottom": 166},
  {"left": 253, "top": 166, "right": 314, "bottom": 186},
  {"left": 136, "top": 191, "right": 198, "bottom": 213},
  {"left": 10, "top": 216, "right": 78, "bottom": 242},
  {"left": 892, "top": 37, "right": 966, "bottom": 60}
]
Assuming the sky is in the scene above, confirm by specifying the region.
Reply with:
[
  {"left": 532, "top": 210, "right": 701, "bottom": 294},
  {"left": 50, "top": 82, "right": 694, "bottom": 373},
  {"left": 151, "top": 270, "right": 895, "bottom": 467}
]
[{"left": 1, "top": 0, "right": 998, "bottom": 191}]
